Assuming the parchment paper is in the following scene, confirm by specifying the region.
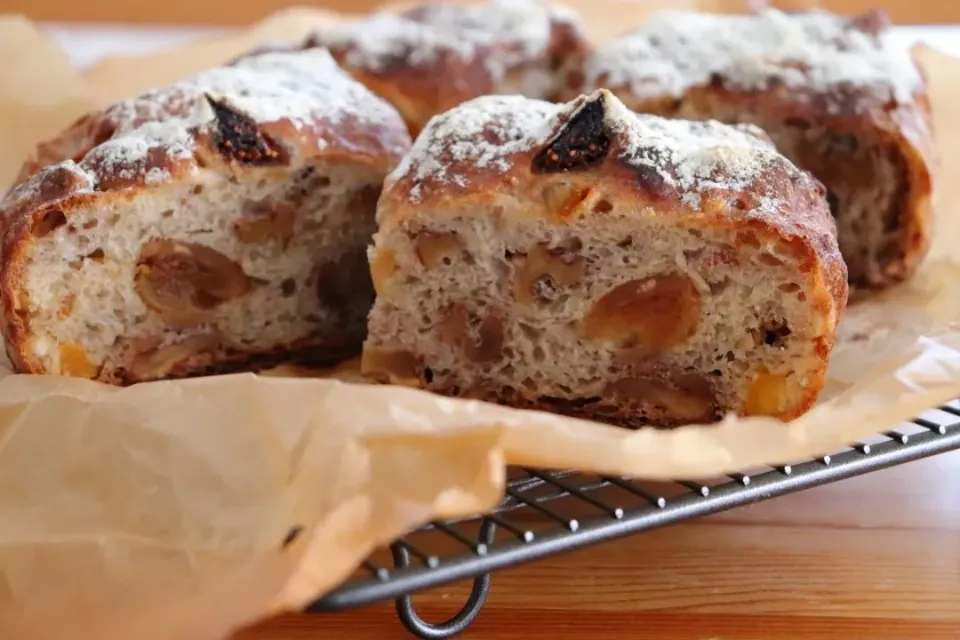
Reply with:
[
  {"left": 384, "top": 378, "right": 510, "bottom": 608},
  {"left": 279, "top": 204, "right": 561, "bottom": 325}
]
[{"left": 0, "top": 5, "right": 959, "bottom": 640}]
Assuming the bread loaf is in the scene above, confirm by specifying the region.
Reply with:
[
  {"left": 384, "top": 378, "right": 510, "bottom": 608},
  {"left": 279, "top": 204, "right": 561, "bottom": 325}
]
[
  {"left": 0, "top": 49, "right": 411, "bottom": 384},
  {"left": 561, "top": 9, "right": 935, "bottom": 289},
  {"left": 362, "top": 90, "right": 848, "bottom": 426},
  {"left": 306, "top": 0, "right": 590, "bottom": 135}
]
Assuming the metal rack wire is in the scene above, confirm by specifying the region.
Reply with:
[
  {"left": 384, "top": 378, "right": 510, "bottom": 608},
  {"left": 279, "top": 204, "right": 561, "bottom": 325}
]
[{"left": 307, "top": 404, "right": 960, "bottom": 638}]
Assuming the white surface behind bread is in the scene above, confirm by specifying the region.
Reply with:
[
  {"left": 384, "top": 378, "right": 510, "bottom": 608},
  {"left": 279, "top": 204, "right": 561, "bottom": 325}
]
[
  {"left": 362, "top": 90, "right": 848, "bottom": 425},
  {"left": 0, "top": 48, "right": 411, "bottom": 384}
]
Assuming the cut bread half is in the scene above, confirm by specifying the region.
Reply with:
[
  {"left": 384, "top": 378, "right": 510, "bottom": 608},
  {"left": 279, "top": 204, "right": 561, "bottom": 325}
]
[
  {"left": 0, "top": 48, "right": 411, "bottom": 384},
  {"left": 363, "top": 90, "right": 848, "bottom": 426}
]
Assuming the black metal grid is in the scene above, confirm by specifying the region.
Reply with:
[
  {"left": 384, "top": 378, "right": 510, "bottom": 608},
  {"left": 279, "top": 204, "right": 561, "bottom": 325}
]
[{"left": 307, "top": 404, "right": 960, "bottom": 638}]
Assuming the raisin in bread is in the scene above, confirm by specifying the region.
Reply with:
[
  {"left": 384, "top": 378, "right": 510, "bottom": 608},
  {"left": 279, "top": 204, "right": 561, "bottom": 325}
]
[
  {"left": 304, "top": 0, "right": 590, "bottom": 135},
  {"left": 561, "top": 9, "right": 935, "bottom": 290},
  {"left": 362, "top": 90, "right": 848, "bottom": 426},
  {"left": 0, "top": 48, "right": 411, "bottom": 384}
]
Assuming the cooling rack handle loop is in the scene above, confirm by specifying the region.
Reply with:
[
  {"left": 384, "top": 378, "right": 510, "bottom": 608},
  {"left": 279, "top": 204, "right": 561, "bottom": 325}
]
[{"left": 393, "top": 517, "right": 498, "bottom": 639}]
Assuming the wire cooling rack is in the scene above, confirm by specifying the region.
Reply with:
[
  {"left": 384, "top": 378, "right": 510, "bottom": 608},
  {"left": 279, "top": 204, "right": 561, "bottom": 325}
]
[{"left": 307, "top": 403, "right": 960, "bottom": 638}]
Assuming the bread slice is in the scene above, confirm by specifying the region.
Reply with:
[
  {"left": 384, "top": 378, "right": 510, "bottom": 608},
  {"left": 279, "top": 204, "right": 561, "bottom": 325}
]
[
  {"left": 0, "top": 49, "right": 411, "bottom": 384},
  {"left": 362, "top": 90, "right": 848, "bottom": 426},
  {"left": 304, "top": 0, "right": 590, "bottom": 135},
  {"left": 560, "top": 9, "right": 935, "bottom": 290}
]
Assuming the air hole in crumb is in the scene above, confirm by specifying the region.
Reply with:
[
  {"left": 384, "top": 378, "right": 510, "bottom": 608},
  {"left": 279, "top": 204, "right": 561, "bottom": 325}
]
[
  {"left": 778, "top": 282, "right": 801, "bottom": 294},
  {"left": 32, "top": 209, "right": 66, "bottom": 237},
  {"left": 797, "top": 292, "right": 807, "bottom": 302},
  {"left": 161, "top": 209, "right": 174, "bottom": 218},
  {"left": 519, "top": 323, "right": 541, "bottom": 340},
  {"left": 593, "top": 199, "right": 613, "bottom": 213},
  {"left": 82, "top": 220, "right": 98, "bottom": 230},
  {"left": 281, "top": 278, "right": 296, "bottom": 296},
  {"left": 708, "top": 369, "right": 722, "bottom": 377},
  {"left": 759, "top": 252, "right": 784, "bottom": 267},
  {"left": 191, "top": 184, "right": 204, "bottom": 195},
  {"left": 709, "top": 277, "right": 731, "bottom": 295},
  {"left": 687, "top": 228, "right": 702, "bottom": 239},
  {"left": 281, "top": 526, "right": 303, "bottom": 549},
  {"left": 422, "top": 368, "right": 435, "bottom": 384},
  {"left": 737, "top": 232, "right": 761, "bottom": 248},
  {"left": 617, "top": 235, "right": 633, "bottom": 248},
  {"left": 108, "top": 214, "right": 121, "bottom": 227},
  {"left": 762, "top": 321, "right": 792, "bottom": 348},
  {"left": 731, "top": 198, "right": 747, "bottom": 210},
  {"left": 532, "top": 346, "right": 546, "bottom": 362},
  {"left": 86, "top": 248, "right": 105, "bottom": 262}
]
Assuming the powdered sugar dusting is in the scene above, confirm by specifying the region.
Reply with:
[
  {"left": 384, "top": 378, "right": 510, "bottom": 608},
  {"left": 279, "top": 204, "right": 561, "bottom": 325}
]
[
  {"left": 312, "top": 0, "right": 572, "bottom": 81},
  {"left": 583, "top": 9, "right": 923, "bottom": 110},
  {"left": 4, "top": 48, "right": 405, "bottom": 216},
  {"left": 73, "top": 49, "right": 398, "bottom": 190},
  {"left": 388, "top": 94, "right": 561, "bottom": 200},
  {"left": 391, "top": 91, "right": 790, "bottom": 211}
]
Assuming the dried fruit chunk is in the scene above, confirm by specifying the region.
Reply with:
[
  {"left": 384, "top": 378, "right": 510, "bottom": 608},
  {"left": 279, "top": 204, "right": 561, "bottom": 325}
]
[
  {"left": 361, "top": 348, "right": 421, "bottom": 385},
  {"left": 135, "top": 239, "right": 252, "bottom": 326},
  {"left": 60, "top": 342, "right": 96, "bottom": 379},
  {"left": 415, "top": 231, "right": 463, "bottom": 268},
  {"left": 514, "top": 243, "right": 585, "bottom": 305},
  {"left": 532, "top": 94, "right": 610, "bottom": 173},
  {"left": 439, "top": 304, "right": 505, "bottom": 363},
  {"left": 206, "top": 95, "right": 288, "bottom": 165},
  {"left": 745, "top": 371, "right": 789, "bottom": 415},
  {"left": 370, "top": 249, "right": 399, "bottom": 295},
  {"left": 609, "top": 375, "right": 716, "bottom": 423},
  {"left": 583, "top": 273, "right": 701, "bottom": 349},
  {"left": 129, "top": 333, "right": 221, "bottom": 380},
  {"left": 233, "top": 200, "right": 297, "bottom": 246},
  {"left": 541, "top": 183, "right": 594, "bottom": 220}
]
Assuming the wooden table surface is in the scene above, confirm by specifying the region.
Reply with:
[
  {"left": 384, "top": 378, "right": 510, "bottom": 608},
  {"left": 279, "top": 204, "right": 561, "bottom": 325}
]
[{"left": 235, "top": 450, "right": 960, "bottom": 639}]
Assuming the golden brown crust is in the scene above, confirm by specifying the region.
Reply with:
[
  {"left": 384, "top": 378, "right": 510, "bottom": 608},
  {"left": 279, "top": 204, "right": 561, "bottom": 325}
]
[
  {"left": 559, "top": 8, "right": 936, "bottom": 289},
  {"left": 303, "top": 0, "right": 591, "bottom": 134},
  {"left": 372, "top": 90, "right": 848, "bottom": 423},
  {"left": 0, "top": 48, "right": 411, "bottom": 378}
]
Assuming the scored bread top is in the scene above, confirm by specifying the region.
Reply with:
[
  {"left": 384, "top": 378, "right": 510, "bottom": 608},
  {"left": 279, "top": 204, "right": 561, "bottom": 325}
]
[
  {"left": 2, "top": 48, "right": 411, "bottom": 233},
  {"left": 570, "top": 8, "right": 924, "bottom": 116},
  {"left": 379, "top": 89, "right": 847, "bottom": 314},
  {"left": 308, "top": 0, "right": 588, "bottom": 85}
]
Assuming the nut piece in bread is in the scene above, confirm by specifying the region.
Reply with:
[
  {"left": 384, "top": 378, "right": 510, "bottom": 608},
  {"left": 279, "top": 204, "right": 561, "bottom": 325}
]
[
  {"left": 362, "top": 90, "right": 848, "bottom": 426},
  {"left": 561, "top": 9, "right": 935, "bottom": 290},
  {"left": 305, "top": 0, "right": 591, "bottom": 135},
  {"left": 0, "top": 49, "right": 411, "bottom": 384}
]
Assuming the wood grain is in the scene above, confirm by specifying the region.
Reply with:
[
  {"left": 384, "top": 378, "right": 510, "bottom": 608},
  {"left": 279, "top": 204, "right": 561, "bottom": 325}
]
[
  {"left": 235, "top": 451, "right": 960, "bottom": 639},
  {"left": 3, "top": 0, "right": 960, "bottom": 25}
]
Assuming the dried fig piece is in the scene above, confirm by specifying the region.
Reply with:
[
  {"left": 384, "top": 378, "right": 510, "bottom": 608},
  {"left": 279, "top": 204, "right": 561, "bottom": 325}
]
[
  {"left": 439, "top": 304, "right": 505, "bottom": 363},
  {"left": 206, "top": 95, "right": 288, "bottom": 165},
  {"left": 361, "top": 347, "right": 421, "bottom": 385},
  {"left": 135, "top": 239, "right": 252, "bottom": 326},
  {"left": 60, "top": 342, "right": 97, "bottom": 379},
  {"left": 532, "top": 93, "right": 610, "bottom": 173},
  {"left": 610, "top": 375, "right": 716, "bottom": 423},
  {"left": 129, "top": 333, "right": 221, "bottom": 380},
  {"left": 583, "top": 273, "right": 702, "bottom": 350},
  {"left": 514, "top": 243, "right": 585, "bottom": 305},
  {"left": 415, "top": 231, "right": 464, "bottom": 268},
  {"left": 233, "top": 199, "right": 297, "bottom": 246}
]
